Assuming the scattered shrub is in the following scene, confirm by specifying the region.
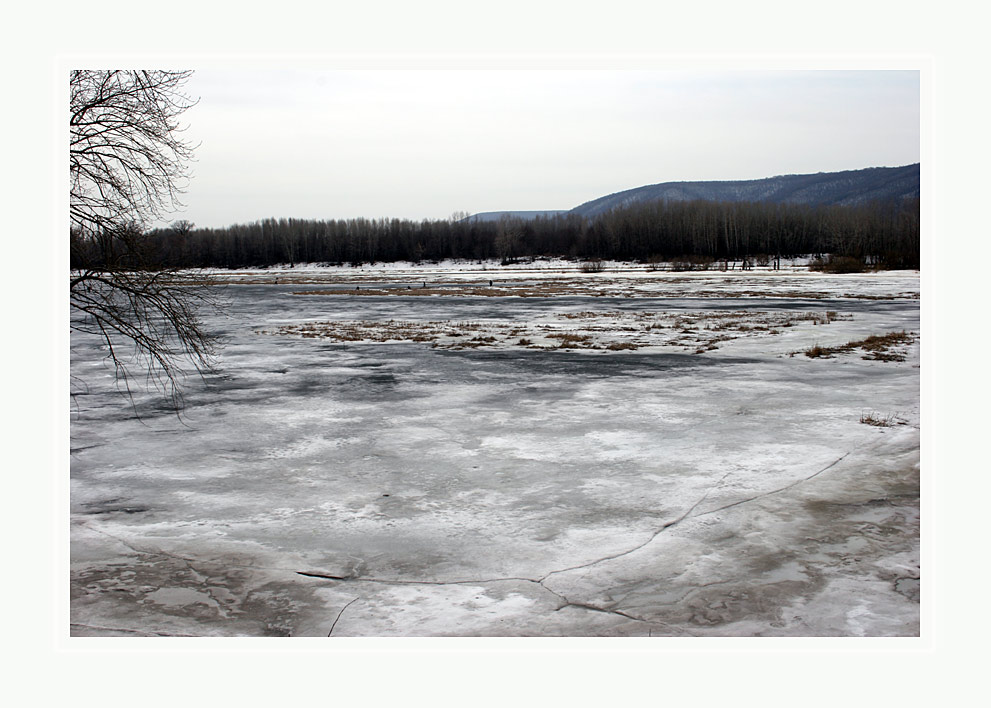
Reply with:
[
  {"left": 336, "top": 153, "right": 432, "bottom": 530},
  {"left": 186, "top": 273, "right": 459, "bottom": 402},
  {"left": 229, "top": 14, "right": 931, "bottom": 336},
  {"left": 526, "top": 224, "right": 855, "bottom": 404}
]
[
  {"left": 808, "top": 256, "right": 868, "bottom": 274},
  {"left": 671, "top": 255, "right": 715, "bottom": 272}
]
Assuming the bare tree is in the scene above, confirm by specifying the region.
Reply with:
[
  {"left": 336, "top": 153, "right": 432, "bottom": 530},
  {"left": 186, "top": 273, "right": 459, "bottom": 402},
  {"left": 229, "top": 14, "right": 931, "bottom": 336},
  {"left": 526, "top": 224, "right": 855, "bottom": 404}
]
[
  {"left": 495, "top": 217, "right": 522, "bottom": 264},
  {"left": 70, "top": 70, "right": 221, "bottom": 411}
]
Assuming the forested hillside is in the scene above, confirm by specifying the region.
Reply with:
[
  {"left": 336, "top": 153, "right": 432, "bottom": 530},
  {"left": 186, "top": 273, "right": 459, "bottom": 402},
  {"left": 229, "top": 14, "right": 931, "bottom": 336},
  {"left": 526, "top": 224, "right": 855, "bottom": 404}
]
[{"left": 570, "top": 164, "right": 920, "bottom": 218}]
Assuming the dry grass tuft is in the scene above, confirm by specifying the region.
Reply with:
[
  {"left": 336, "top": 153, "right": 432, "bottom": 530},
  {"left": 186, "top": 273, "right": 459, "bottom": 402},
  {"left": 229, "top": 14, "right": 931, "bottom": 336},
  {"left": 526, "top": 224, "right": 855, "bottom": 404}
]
[
  {"left": 860, "top": 411, "right": 900, "bottom": 427},
  {"left": 803, "top": 330, "right": 914, "bottom": 361},
  {"left": 804, "top": 343, "right": 833, "bottom": 358},
  {"left": 548, "top": 333, "right": 597, "bottom": 349}
]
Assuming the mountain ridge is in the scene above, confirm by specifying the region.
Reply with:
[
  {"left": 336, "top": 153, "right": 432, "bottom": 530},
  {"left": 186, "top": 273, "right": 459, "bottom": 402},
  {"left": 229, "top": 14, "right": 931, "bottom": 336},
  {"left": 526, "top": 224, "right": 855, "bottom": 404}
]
[
  {"left": 469, "top": 164, "right": 920, "bottom": 222},
  {"left": 568, "top": 164, "right": 920, "bottom": 218}
]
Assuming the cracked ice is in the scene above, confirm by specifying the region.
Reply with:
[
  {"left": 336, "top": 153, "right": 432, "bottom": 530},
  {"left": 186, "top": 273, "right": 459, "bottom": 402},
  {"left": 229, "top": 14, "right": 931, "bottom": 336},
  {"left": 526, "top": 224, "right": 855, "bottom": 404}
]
[{"left": 70, "top": 265, "right": 920, "bottom": 636}]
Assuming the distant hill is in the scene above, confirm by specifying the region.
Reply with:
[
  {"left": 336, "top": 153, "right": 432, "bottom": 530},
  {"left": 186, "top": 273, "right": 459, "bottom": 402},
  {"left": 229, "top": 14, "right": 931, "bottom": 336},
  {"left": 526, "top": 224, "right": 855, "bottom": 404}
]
[
  {"left": 568, "top": 164, "right": 920, "bottom": 219},
  {"left": 466, "top": 210, "right": 569, "bottom": 222}
]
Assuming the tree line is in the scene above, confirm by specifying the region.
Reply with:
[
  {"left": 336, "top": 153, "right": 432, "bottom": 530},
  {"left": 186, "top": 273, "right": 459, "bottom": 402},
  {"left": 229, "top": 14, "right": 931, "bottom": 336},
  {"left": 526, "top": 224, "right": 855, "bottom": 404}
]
[{"left": 72, "top": 196, "right": 920, "bottom": 272}]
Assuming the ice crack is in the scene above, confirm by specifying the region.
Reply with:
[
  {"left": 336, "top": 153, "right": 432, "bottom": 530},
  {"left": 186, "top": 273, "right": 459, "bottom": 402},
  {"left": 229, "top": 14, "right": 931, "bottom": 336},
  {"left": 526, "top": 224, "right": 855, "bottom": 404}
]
[
  {"left": 297, "top": 446, "right": 859, "bottom": 635},
  {"left": 328, "top": 597, "right": 360, "bottom": 636},
  {"left": 692, "top": 449, "right": 855, "bottom": 519},
  {"left": 538, "top": 471, "right": 734, "bottom": 582}
]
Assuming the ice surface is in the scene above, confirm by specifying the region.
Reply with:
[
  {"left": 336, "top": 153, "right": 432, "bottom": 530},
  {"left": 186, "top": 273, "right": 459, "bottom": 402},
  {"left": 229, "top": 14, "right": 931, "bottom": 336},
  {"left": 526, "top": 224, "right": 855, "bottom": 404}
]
[{"left": 70, "top": 266, "right": 920, "bottom": 636}]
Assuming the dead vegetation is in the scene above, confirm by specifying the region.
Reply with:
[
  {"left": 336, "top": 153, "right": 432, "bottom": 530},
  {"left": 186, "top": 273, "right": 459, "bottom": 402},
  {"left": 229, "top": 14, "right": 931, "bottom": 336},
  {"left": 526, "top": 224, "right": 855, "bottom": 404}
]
[
  {"left": 546, "top": 333, "right": 601, "bottom": 349},
  {"left": 800, "top": 331, "right": 915, "bottom": 362},
  {"left": 859, "top": 411, "right": 904, "bottom": 427},
  {"left": 261, "top": 308, "right": 860, "bottom": 355}
]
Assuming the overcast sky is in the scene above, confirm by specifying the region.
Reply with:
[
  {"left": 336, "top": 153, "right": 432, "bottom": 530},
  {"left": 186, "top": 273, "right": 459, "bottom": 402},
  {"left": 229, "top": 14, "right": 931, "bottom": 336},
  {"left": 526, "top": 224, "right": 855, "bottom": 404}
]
[{"left": 174, "top": 69, "right": 920, "bottom": 229}]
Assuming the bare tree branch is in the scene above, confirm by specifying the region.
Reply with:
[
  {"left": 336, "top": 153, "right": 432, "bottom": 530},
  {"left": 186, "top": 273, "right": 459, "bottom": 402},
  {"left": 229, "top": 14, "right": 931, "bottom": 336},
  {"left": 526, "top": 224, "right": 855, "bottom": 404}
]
[{"left": 70, "top": 70, "right": 223, "bottom": 414}]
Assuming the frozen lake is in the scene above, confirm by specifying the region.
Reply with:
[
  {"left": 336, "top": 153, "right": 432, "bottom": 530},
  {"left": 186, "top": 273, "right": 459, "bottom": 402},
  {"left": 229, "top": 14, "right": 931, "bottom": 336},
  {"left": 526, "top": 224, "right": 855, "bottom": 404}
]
[{"left": 70, "top": 267, "right": 920, "bottom": 636}]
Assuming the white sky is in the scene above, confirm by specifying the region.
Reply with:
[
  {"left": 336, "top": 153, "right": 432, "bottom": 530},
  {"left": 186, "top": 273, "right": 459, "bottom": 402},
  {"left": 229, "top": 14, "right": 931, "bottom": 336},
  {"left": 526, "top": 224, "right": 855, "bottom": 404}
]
[{"left": 176, "top": 69, "right": 920, "bottom": 228}]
